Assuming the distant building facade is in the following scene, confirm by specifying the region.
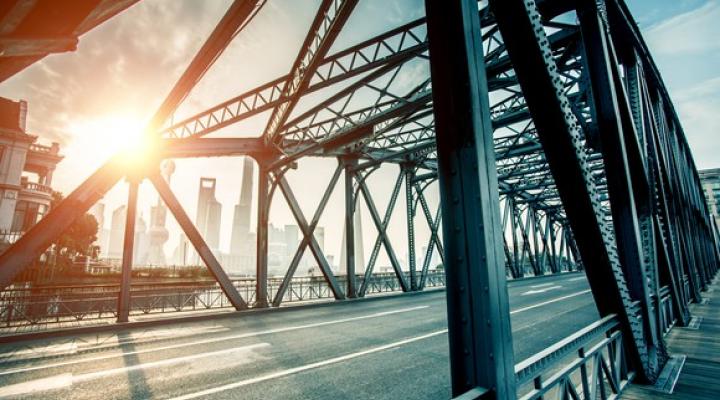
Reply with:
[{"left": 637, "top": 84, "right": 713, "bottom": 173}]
[
  {"left": 146, "top": 161, "right": 175, "bottom": 266},
  {"left": 0, "top": 97, "right": 62, "bottom": 241},
  {"left": 699, "top": 168, "right": 720, "bottom": 228},
  {"left": 196, "top": 177, "right": 222, "bottom": 250},
  {"left": 227, "top": 157, "right": 255, "bottom": 274}
]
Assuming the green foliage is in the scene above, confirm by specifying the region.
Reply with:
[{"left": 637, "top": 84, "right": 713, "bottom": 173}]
[{"left": 51, "top": 191, "right": 99, "bottom": 260}]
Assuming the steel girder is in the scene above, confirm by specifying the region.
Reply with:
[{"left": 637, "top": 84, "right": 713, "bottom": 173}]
[
  {"left": 0, "top": 3, "right": 715, "bottom": 394},
  {"left": 425, "top": 0, "right": 515, "bottom": 396}
]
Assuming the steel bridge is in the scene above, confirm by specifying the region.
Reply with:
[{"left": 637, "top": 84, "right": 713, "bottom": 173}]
[{"left": 0, "top": 0, "right": 718, "bottom": 399}]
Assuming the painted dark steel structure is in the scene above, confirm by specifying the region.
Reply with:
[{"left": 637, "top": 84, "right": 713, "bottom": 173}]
[{"left": 0, "top": 0, "right": 717, "bottom": 397}]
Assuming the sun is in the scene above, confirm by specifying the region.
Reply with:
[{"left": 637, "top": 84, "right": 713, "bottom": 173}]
[{"left": 67, "top": 113, "right": 159, "bottom": 171}]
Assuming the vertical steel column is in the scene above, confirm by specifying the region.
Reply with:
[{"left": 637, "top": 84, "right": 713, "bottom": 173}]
[
  {"left": 343, "top": 157, "right": 358, "bottom": 298},
  {"left": 117, "top": 180, "right": 138, "bottom": 323},
  {"left": 510, "top": 197, "right": 521, "bottom": 277},
  {"left": 425, "top": 0, "right": 515, "bottom": 397},
  {"left": 255, "top": 161, "right": 270, "bottom": 308},
  {"left": 403, "top": 163, "right": 418, "bottom": 290}
]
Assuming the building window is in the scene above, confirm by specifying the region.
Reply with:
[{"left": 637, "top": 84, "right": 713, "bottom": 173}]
[{"left": 11, "top": 201, "right": 26, "bottom": 232}]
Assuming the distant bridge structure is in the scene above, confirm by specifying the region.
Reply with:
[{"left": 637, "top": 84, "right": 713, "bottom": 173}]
[{"left": 0, "top": 0, "right": 718, "bottom": 399}]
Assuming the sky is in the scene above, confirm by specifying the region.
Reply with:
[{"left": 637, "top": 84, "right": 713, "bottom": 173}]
[{"left": 0, "top": 0, "right": 717, "bottom": 267}]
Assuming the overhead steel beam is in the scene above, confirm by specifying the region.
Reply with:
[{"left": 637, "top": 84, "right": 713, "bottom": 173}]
[
  {"left": 148, "top": 0, "right": 261, "bottom": 133},
  {"left": 264, "top": 0, "right": 359, "bottom": 142}
]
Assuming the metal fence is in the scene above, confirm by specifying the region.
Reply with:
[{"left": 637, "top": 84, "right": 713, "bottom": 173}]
[
  {"left": 514, "top": 315, "right": 633, "bottom": 400},
  {"left": 0, "top": 271, "right": 446, "bottom": 328}
]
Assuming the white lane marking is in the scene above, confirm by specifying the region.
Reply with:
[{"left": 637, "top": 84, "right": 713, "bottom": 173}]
[
  {"left": 568, "top": 277, "right": 585, "bottom": 282},
  {"left": 0, "top": 343, "right": 269, "bottom": 398},
  {"left": 0, "top": 326, "right": 230, "bottom": 361},
  {"left": 165, "top": 330, "right": 448, "bottom": 400},
  {"left": 521, "top": 285, "right": 562, "bottom": 296},
  {"left": 73, "top": 343, "right": 269, "bottom": 383},
  {"left": 0, "top": 374, "right": 73, "bottom": 398},
  {"left": 511, "top": 289, "right": 592, "bottom": 314},
  {"left": 0, "top": 305, "right": 428, "bottom": 377},
  {"left": 529, "top": 282, "right": 555, "bottom": 288},
  {"left": 1, "top": 342, "right": 78, "bottom": 358}
]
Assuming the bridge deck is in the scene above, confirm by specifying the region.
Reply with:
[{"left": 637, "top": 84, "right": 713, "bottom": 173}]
[{"left": 622, "top": 277, "right": 720, "bottom": 400}]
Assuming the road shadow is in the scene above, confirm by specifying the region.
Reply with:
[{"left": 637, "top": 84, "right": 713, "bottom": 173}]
[{"left": 117, "top": 330, "right": 154, "bottom": 399}]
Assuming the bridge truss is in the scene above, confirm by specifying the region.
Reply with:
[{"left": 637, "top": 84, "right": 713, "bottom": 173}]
[{"left": 0, "top": 0, "right": 718, "bottom": 398}]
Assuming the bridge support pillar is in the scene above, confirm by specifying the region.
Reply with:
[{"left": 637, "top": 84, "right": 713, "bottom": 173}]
[
  {"left": 403, "top": 163, "right": 417, "bottom": 291},
  {"left": 343, "top": 156, "right": 359, "bottom": 298},
  {"left": 425, "top": 0, "right": 516, "bottom": 397},
  {"left": 117, "top": 179, "right": 138, "bottom": 323},
  {"left": 255, "top": 161, "right": 270, "bottom": 308}
]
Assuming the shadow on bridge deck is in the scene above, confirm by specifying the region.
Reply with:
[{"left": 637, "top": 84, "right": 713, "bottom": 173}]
[{"left": 622, "top": 276, "right": 720, "bottom": 400}]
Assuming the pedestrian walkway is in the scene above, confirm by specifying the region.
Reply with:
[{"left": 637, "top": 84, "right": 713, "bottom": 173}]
[{"left": 622, "top": 276, "right": 720, "bottom": 399}]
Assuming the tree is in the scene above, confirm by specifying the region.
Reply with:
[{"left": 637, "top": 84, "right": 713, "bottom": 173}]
[{"left": 51, "top": 191, "right": 99, "bottom": 261}]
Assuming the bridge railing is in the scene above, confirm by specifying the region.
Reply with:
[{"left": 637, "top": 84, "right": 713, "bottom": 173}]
[
  {"left": 658, "top": 285, "right": 676, "bottom": 335},
  {"left": 0, "top": 271, "right": 446, "bottom": 329},
  {"left": 514, "top": 314, "right": 633, "bottom": 400}
]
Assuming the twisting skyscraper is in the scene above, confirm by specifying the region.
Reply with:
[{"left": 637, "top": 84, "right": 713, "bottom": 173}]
[
  {"left": 146, "top": 160, "right": 174, "bottom": 266},
  {"left": 195, "top": 177, "right": 222, "bottom": 264},
  {"left": 228, "top": 157, "right": 255, "bottom": 274}
]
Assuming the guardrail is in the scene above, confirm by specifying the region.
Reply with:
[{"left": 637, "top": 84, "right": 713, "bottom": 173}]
[
  {"left": 658, "top": 285, "right": 676, "bottom": 335},
  {"left": 20, "top": 181, "right": 53, "bottom": 194},
  {"left": 0, "top": 271, "right": 446, "bottom": 328},
  {"left": 515, "top": 314, "right": 633, "bottom": 400}
]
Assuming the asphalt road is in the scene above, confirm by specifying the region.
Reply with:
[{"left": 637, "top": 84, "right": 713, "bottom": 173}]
[{"left": 0, "top": 272, "right": 598, "bottom": 399}]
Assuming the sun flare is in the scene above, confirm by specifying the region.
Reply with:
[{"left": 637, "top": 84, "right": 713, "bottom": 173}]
[{"left": 67, "top": 113, "right": 158, "bottom": 170}]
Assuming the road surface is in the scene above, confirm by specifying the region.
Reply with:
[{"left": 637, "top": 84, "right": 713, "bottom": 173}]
[{"left": 0, "top": 272, "right": 598, "bottom": 399}]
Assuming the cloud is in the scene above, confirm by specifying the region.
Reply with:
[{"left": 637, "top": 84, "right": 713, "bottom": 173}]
[
  {"left": 644, "top": 1, "right": 720, "bottom": 55},
  {"left": 0, "top": 0, "right": 231, "bottom": 148},
  {"left": 672, "top": 76, "right": 720, "bottom": 169}
]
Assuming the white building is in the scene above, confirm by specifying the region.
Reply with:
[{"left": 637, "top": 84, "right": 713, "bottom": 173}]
[{"left": 0, "top": 97, "right": 62, "bottom": 241}]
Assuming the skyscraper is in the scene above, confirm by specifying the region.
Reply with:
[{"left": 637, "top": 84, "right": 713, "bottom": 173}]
[
  {"left": 230, "top": 157, "right": 253, "bottom": 253},
  {"left": 228, "top": 157, "right": 255, "bottom": 274},
  {"left": 107, "top": 205, "right": 126, "bottom": 259},
  {"left": 146, "top": 161, "right": 174, "bottom": 266},
  {"left": 89, "top": 202, "right": 109, "bottom": 254},
  {"left": 106, "top": 204, "right": 149, "bottom": 265},
  {"left": 195, "top": 177, "right": 222, "bottom": 262}
]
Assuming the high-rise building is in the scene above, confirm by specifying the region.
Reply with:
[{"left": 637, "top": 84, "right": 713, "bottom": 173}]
[
  {"left": 106, "top": 204, "right": 149, "bottom": 265},
  {"left": 228, "top": 157, "right": 255, "bottom": 274},
  {"left": 146, "top": 161, "right": 174, "bottom": 266},
  {"left": 340, "top": 206, "right": 366, "bottom": 274},
  {"left": 107, "top": 205, "right": 126, "bottom": 259},
  {"left": 284, "top": 224, "right": 300, "bottom": 258},
  {"left": 134, "top": 213, "right": 149, "bottom": 265},
  {"left": 195, "top": 177, "right": 222, "bottom": 264},
  {"left": 699, "top": 168, "right": 720, "bottom": 228},
  {"left": 172, "top": 233, "right": 191, "bottom": 266},
  {"left": 89, "top": 202, "right": 109, "bottom": 253},
  {"left": 230, "top": 157, "right": 253, "bottom": 252},
  {"left": 315, "top": 226, "right": 325, "bottom": 255}
]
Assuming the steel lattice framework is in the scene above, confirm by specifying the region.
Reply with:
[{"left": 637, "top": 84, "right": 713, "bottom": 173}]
[{"left": 0, "top": 0, "right": 718, "bottom": 397}]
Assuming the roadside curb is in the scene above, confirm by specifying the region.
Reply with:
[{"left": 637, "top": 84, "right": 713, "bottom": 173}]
[
  {"left": 0, "top": 287, "right": 446, "bottom": 344},
  {"left": 0, "top": 272, "right": 585, "bottom": 344}
]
